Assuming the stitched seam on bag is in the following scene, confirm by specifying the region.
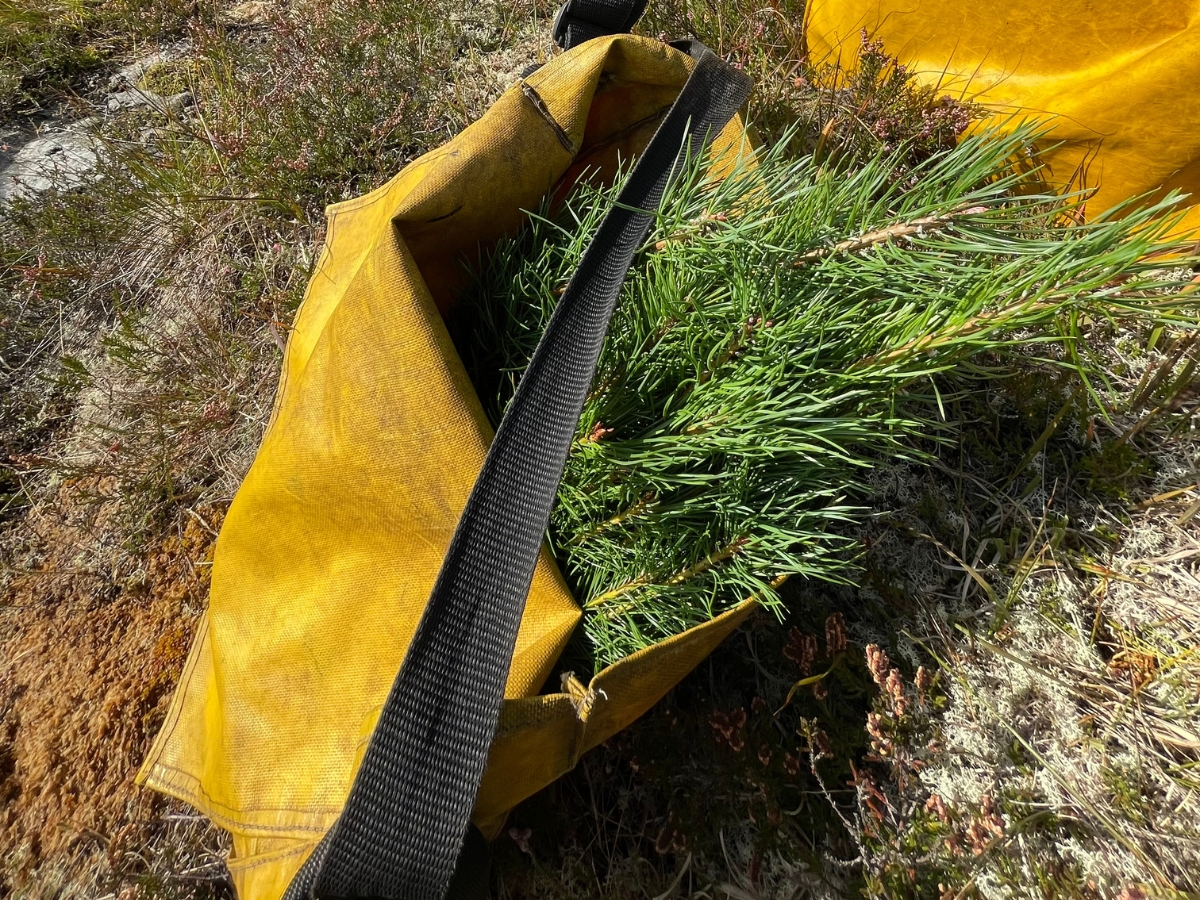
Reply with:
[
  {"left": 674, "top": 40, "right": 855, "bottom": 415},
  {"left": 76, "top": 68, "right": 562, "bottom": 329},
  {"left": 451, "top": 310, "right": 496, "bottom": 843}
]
[
  {"left": 225, "top": 841, "right": 319, "bottom": 871},
  {"left": 149, "top": 762, "right": 341, "bottom": 830}
]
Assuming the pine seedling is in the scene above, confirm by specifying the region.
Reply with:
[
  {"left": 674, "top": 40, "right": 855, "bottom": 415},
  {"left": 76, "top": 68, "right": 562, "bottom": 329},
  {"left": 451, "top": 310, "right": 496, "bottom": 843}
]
[{"left": 458, "top": 124, "right": 1199, "bottom": 669}]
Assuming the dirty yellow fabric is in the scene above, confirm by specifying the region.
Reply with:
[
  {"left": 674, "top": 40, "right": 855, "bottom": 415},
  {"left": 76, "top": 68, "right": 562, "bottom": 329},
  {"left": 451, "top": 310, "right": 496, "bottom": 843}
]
[
  {"left": 137, "top": 34, "right": 753, "bottom": 900},
  {"left": 805, "top": 0, "right": 1200, "bottom": 236}
]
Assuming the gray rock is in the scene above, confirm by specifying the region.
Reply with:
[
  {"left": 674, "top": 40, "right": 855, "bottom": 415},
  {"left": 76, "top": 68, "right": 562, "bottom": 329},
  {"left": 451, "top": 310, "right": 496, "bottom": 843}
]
[
  {"left": 164, "top": 91, "right": 193, "bottom": 113},
  {"left": 105, "top": 87, "right": 192, "bottom": 116},
  {"left": 107, "top": 89, "right": 157, "bottom": 113},
  {"left": 0, "top": 128, "right": 101, "bottom": 204},
  {"left": 221, "top": 1, "right": 273, "bottom": 27}
]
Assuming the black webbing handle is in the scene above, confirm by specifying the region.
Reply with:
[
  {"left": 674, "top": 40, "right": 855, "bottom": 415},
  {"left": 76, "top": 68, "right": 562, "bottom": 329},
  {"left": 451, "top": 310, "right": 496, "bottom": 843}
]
[
  {"left": 283, "top": 44, "right": 751, "bottom": 900},
  {"left": 552, "top": 0, "right": 649, "bottom": 49}
]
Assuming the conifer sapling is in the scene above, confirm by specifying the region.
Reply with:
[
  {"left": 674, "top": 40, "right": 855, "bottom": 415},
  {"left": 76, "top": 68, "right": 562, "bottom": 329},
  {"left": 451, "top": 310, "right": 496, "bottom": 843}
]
[{"left": 456, "top": 124, "right": 1198, "bottom": 669}]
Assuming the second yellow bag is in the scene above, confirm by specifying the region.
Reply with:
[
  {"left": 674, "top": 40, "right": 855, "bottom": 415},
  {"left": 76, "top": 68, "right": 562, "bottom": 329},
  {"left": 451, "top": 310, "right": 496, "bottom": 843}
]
[{"left": 806, "top": 0, "right": 1200, "bottom": 236}]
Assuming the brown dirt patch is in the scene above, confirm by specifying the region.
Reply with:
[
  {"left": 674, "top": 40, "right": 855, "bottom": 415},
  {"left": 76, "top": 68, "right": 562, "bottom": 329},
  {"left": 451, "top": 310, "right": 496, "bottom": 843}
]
[{"left": 0, "top": 479, "right": 224, "bottom": 897}]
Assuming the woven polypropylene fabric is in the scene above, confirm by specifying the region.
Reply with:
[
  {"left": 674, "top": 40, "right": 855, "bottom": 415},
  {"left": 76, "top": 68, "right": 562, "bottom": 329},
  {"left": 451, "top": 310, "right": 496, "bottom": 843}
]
[{"left": 281, "top": 44, "right": 750, "bottom": 900}]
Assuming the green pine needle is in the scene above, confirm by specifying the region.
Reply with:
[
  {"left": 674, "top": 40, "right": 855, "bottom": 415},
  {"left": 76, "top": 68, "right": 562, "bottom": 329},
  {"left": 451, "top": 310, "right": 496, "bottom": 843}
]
[{"left": 456, "top": 124, "right": 1199, "bottom": 669}]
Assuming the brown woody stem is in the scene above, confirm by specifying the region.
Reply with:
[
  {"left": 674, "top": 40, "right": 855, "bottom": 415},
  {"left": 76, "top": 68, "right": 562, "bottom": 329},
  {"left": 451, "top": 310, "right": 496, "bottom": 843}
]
[
  {"left": 794, "top": 205, "right": 988, "bottom": 268},
  {"left": 583, "top": 536, "right": 751, "bottom": 611}
]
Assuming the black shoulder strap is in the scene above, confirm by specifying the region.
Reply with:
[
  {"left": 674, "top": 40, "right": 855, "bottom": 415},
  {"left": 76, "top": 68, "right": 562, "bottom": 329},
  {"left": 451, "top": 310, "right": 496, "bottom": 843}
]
[
  {"left": 552, "top": 0, "right": 649, "bottom": 49},
  {"left": 282, "top": 43, "right": 751, "bottom": 900}
]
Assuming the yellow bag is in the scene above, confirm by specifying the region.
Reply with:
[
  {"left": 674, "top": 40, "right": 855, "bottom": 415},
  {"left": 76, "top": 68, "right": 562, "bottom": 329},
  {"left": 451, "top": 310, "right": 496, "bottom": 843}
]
[
  {"left": 805, "top": 0, "right": 1200, "bottom": 236},
  {"left": 138, "top": 32, "right": 754, "bottom": 900}
]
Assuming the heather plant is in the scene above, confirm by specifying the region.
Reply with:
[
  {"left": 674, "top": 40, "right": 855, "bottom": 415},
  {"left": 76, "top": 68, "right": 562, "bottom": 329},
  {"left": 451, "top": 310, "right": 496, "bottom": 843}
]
[
  {"left": 847, "top": 31, "right": 972, "bottom": 155},
  {"left": 188, "top": 0, "right": 471, "bottom": 211}
]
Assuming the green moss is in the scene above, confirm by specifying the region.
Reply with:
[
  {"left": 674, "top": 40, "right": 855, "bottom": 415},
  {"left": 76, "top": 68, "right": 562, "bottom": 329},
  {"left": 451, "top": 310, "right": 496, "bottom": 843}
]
[
  {"left": 138, "top": 56, "right": 197, "bottom": 95},
  {"left": 1081, "top": 440, "right": 1155, "bottom": 501}
]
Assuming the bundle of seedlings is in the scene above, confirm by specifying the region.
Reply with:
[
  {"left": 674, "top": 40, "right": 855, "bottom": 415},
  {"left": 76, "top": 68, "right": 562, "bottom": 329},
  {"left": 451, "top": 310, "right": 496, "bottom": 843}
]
[{"left": 457, "top": 124, "right": 1199, "bottom": 669}]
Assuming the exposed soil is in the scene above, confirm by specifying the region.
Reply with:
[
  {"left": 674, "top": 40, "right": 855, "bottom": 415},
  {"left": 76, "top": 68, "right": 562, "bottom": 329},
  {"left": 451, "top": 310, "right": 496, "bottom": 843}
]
[{"left": 0, "top": 482, "right": 223, "bottom": 896}]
